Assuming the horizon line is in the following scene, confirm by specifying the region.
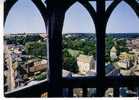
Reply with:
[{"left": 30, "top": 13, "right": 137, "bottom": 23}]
[{"left": 4, "top": 32, "right": 139, "bottom": 35}]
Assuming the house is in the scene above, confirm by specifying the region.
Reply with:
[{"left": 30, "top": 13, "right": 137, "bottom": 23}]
[
  {"left": 30, "top": 61, "right": 47, "bottom": 73},
  {"left": 26, "top": 59, "right": 48, "bottom": 73},
  {"left": 77, "top": 54, "right": 95, "bottom": 75},
  {"left": 120, "top": 69, "right": 131, "bottom": 76},
  {"left": 117, "top": 52, "right": 134, "bottom": 69},
  {"left": 117, "top": 60, "right": 130, "bottom": 69},
  {"left": 131, "top": 38, "right": 139, "bottom": 49},
  {"left": 131, "top": 65, "right": 139, "bottom": 76},
  {"left": 110, "top": 46, "right": 117, "bottom": 61}
]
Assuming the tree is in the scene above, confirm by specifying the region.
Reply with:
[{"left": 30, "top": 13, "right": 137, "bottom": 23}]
[
  {"left": 63, "top": 48, "right": 71, "bottom": 57},
  {"left": 25, "top": 41, "right": 47, "bottom": 58},
  {"left": 105, "top": 36, "right": 115, "bottom": 62},
  {"left": 34, "top": 73, "right": 46, "bottom": 80},
  {"left": 63, "top": 49, "right": 78, "bottom": 73},
  {"left": 116, "top": 39, "right": 129, "bottom": 55},
  {"left": 63, "top": 56, "right": 78, "bottom": 73},
  {"left": 15, "top": 36, "right": 25, "bottom": 45},
  {"left": 25, "top": 35, "right": 44, "bottom": 43}
]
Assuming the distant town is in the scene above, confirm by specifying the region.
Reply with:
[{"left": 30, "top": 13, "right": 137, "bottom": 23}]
[{"left": 4, "top": 33, "right": 139, "bottom": 97}]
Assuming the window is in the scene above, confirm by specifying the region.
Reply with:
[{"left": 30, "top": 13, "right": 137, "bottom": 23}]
[
  {"left": 4, "top": 0, "right": 139, "bottom": 97},
  {"left": 4, "top": 0, "right": 48, "bottom": 96},
  {"left": 106, "top": 1, "right": 139, "bottom": 77},
  {"left": 62, "top": 2, "right": 96, "bottom": 77}
]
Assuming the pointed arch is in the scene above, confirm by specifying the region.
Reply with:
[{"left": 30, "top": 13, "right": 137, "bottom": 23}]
[
  {"left": 106, "top": 1, "right": 139, "bottom": 33},
  {"left": 106, "top": 0, "right": 122, "bottom": 25},
  {"left": 4, "top": 0, "right": 17, "bottom": 24},
  {"left": 4, "top": 0, "right": 47, "bottom": 28},
  {"left": 124, "top": 0, "right": 139, "bottom": 18},
  {"left": 63, "top": 2, "right": 96, "bottom": 33},
  {"left": 4, "top": 0, "right": 46, "bottom": 33}
]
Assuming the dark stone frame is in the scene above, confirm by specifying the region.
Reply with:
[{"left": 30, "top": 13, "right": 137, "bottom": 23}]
[{"left": 4, "top": 0, "right": 139, "bottom": 97}]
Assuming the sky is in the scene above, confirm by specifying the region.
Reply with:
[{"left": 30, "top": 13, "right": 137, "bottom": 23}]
[{"left": 4, "top": 0, "right": 139, "bottom": 34}]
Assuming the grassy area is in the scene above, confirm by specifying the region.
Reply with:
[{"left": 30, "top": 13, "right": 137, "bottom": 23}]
[{"left": 67, "top": 49, "right": 83, "bottom": 57}]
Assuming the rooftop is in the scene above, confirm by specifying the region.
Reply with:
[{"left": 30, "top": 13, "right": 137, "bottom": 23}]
[{"left": 77, "top": 54, "right": 93, "bottom": 63}]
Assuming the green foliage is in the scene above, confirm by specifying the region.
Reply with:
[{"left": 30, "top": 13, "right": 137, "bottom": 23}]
[
  {"left": 115, "top": 39, "right": 129, "bottom": 55},
  {"left": 63, "top": 56, "right": 78, "bottom": 73},
  {"left": 105, "top": 37, "right": 129, "bottom": 62},
  {"left": 63, "top": 49, "right": 79, "bottom": 73},
  {"left": 63, "top": 37, "right": 96, "bottom": 58},
  {"left": 63, "top": 36, "right": 97, "bottom": 72},
  {"left": 34, "top": 73, "right": 46, "bottom": 80},
  {"left": 67, "top": 49, "right": 83, "bottom": 57},
  {"left": 5, "top": 35, "right": 44, "bottom": 45},
  {"left": 105, "top": 36, "right": 114, "bottom": 62},
  {"left": 25, "top": 41, "right": 47, "bottom": 58},
  {"left": 15, "top": 36, "right": 25, "bottom": 45},
  {"left": 4, "top": 36, "right": 26, "bottom": 45},
  {"left": 25, "top": 35, "right": 44, "bottom": 43},
  {"left": 5, "top": 36, "right": 17, "bottom": 44},
  {"left": 63, "top": 48, "right": 71, "bottom": 57}
]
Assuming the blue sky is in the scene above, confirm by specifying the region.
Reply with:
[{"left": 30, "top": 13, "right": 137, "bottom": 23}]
[{"left": 4, "top": 0, "right": 139, "bottom": 33}]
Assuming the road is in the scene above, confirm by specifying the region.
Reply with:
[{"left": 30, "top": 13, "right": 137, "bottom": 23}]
[{"left": 4, "top": 43, "right": 16, "bottom": 91}]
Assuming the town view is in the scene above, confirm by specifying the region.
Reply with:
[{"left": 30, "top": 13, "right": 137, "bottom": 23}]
[{"left": 4, "top": 33, "right": 139, "bottom": 97}]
